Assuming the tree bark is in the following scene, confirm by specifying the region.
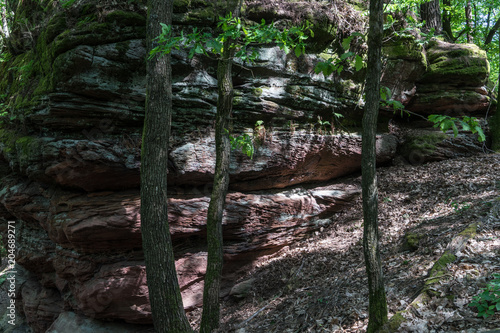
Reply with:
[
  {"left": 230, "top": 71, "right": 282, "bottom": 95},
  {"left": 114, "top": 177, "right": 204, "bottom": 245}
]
[
  {"left": 442, "top": 0, "right": 453, "bottom": 41},
  {"left": 199, "top": 39, "right": 233, "bottom": 333},
  {"left": 420, "top": 0, "right": 442, "bottom": 35},
  {"left": 485, "top": 17, "right": 500, "bottom": 46},
  {"left": 465, "top": 0, "right": 473, "bottom": 43},
  {"left": 200, "top": 2, "right": 241, "bottom": 332},
  {"left": 141, "top": 1, "right": 192, "bottom": 332},
  {"left": 362, "top": 0, "right": 388, "bottom": 332}
]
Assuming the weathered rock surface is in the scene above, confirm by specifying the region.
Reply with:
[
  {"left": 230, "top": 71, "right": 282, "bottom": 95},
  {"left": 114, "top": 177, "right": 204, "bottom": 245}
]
[
  {"left": 170, "top": 132, "right": 398, "bottom": 190},
  {"left": 47, "top": 311, "right": 153, "bottom": 333},
  {"left": 1, "top": 174, "right": 360, "bottom": 316},
  {"left": 399, "top": 129, "right": 486, "bottom": 165},
  {"left": 407, "top": 40, "right": 490, "bottom": 116},
  {"left": 21, "top": 278, "right": 63, "bottom": 333}
]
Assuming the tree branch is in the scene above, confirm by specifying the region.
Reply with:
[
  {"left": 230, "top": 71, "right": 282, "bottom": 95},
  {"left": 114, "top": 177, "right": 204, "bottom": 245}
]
[{"left": 485, "top": 16, "right": 500, "bottom": 45}]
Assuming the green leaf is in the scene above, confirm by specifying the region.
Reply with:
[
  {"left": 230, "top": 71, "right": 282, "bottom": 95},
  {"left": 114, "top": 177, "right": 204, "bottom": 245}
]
[
  {"left": 342, "top": 36, "right": 353, "bottom": 50},
  {"left": 475, "top": 127, "right": 485, "bottom": 142},
  {"left": 194, "top": 44, "right": 204, "bottom": 54},
  {"left": 460, "top": 120, "right": 471, "bottom": 131},
  {"left": 355, "top": 55, "right": 364, "bottom": 71},
  {"left": 294, "top": 46, "right": 302, "bottom": 58},
  {"left": 340, "top": 51, "right": 354, "bottom": 60},
  {"left": 451, "top": 122, "right": 458, "bottom": 137}
]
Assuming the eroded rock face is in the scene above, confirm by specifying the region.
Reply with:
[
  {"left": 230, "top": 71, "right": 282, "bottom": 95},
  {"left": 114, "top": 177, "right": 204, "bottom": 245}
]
[
  {"left": 407, "top": 40, "right": 490, "bottom": 116},
  {"left": 47, "top": 311, "right": 153, "bottom": 333},
  {"left": 21, "top": 278, "right": 63, "bottom": 333},
  {"left": 399, "top": 129, "right": 486, "bottom": 165},
  {"left": 0, "top": 0, "right": 491, "bottom": 331},
  {"left": 1, "top": 175, "right": 360, "bottom": 318},
  {"left": 170, "top": 132, "right": 398, "bottom": 190}
]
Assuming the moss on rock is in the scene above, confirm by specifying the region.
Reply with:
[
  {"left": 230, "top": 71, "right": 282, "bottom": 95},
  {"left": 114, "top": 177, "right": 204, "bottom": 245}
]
[
  {"left": 400, "top": 131, "right": 448, "bottom": 159},
  {"left": 105, "top": 10, "right": 146, "bottom": 27},
  {"left": 422, "top": 40, "right": 489, "bottom": 86},
  {"left": 379, "top": 311, "right": 406, "bottom": 332},
  {"left": 426, "top": 251, "right": 456, "bottom": 285},
  {"left": 383, "top": 37, "right": 426, "bottom": 63},
  {"left": 402, "top": 232, "right": 422, "bottom": 252}
]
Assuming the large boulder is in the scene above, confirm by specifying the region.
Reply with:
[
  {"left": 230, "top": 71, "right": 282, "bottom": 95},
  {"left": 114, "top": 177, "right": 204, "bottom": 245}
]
[{"left": 407, "top": 40, "right": 490, "bottom": 116}]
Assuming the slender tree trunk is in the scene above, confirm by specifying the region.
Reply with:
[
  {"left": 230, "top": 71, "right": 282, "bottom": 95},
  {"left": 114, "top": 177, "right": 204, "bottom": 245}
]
[
  {"left": 485, "top": 17, "right": 500, "bottom": 46},
  {"left": 465, "top": 0, "right": 473, "bottom": 43},
  {"left": 420, "top": 0, "right": 442, "bottom": 35},
  {"left": 141, "top": 1, "right": 192, "bottom": 332},
  {"left": 442, "top": 0, "right": 453, "bottom": 40},
  {"left": 362, "top": 0, "right": 388, "bottom": 332},
  {"left": 200, "top": 1, "right": 241, "bottom": 331},
  {"left": 199, "top": 39, "right": 233, "bottom": 333}
]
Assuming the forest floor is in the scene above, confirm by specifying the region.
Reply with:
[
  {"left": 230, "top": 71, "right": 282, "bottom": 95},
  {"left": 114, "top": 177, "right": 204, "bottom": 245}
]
[{"left": 188, "top": 152, "right": 500, "bottom": 333}]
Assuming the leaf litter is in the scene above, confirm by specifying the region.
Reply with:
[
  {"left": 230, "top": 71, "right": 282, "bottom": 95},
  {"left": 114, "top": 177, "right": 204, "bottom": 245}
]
[{"left": 187, "top": 153, "right": 500, "bottom": 332}]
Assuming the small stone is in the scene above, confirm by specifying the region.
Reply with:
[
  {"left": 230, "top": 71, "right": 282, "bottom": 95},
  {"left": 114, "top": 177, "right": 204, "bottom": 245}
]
[{"left": 229, "top": 278, "right": 256, "bottom": 299}]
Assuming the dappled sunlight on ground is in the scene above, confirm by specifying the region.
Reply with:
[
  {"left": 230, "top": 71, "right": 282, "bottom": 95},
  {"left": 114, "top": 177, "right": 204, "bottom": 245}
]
[{"left": 186, "top": 153, "right": 500, "bottom": 332}]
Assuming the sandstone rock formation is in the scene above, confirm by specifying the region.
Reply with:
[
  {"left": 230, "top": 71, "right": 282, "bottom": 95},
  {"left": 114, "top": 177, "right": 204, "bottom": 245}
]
[{"left": 0, "top": 0, "right": 492, "bottom": 331}]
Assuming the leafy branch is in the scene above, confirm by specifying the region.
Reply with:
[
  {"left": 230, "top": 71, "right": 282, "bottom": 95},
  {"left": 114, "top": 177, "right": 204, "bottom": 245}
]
[
  {"left": 314, "top": 32, "right": 365, "bottom": 77},
  {"left": 428, "top": 114, "right": 486, "bottom": 142},
  {"left": 150, "top": 13, "right": 313, "bottom": 62}
]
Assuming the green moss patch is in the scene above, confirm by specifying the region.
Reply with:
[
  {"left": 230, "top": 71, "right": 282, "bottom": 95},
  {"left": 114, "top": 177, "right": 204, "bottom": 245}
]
[
  {"left": 426, "top": 251, "right": 457, "bottom": 285},
  {"left": 400, "top": 131, "right": 448, "bottom": 159},
  {"left": 379, "top": 311, "right": 406, "bottom": 333},
  {"left": 383, "top": 37, "right": 425, "bottom": 62},
  {"left": 422, "top": 40, "right": 489, "bottom": 85},
  {"left": 105, "top": 10, "right": 146, "bottom": 27},
  {"left": 402, "top": 232, "right": 422, "bottom": 252}
]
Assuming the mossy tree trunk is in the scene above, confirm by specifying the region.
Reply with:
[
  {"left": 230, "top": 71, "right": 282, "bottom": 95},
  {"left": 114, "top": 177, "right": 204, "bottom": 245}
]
[
  {"left": 200, "top": 1, "right": 241, "bottom": 332},
  {"left": 141, "top": 0, "right": 192, "bottom": 332},
  {"left": 420, "top": 0, "right": 442, "bottom": 35},
  {"left": 362, "top": 0, "right": 388, "bottom": 332}
]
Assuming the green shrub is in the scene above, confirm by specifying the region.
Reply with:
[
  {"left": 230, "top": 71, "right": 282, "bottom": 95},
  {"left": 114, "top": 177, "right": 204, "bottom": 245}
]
[{"left": 469, "top": 273, "right": 500, "bottom": 318}]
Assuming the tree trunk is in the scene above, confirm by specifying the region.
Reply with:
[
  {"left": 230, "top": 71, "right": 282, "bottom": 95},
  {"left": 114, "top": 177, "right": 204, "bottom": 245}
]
[
  {"left": 485, "top": 17, "right": 500, "bottom": 46},
  {"left": 199, "top": 38, "right": 233, "bottom": 333},
  {"left": 200, "top": 1, "right": 241, "bottom": 331},
  {"left": 465, "top": 0, "right": 473, "bottom": 43},
  {"left": 362, "top": 1, "right": 388, "bottom": 332},
  {"left": 442, "top": 0, "right": 453, "bottom": 41},
  {"left": 420, "top": 0, "right": 442, "bottom": 35},
  {"left": 141, "top": 1, "right": 192, "bottom": 332}
]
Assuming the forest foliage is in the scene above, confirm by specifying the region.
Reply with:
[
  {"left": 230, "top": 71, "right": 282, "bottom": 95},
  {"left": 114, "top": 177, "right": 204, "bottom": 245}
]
[{"left": 385, "top": 0, "right": 499, "bottom": 84}]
